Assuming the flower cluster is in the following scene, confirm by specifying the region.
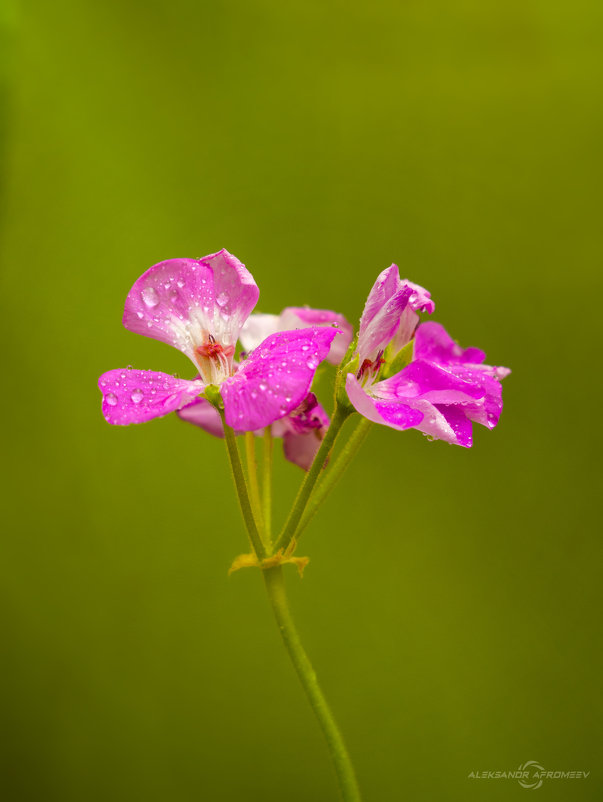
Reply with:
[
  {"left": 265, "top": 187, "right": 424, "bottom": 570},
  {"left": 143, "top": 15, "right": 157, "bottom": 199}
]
[{"left": 99, "top": 249, "right": 509, "bottom": 456}]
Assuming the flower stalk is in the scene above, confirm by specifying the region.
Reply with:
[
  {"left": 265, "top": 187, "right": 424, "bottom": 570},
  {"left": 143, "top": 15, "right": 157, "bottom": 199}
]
[
  {"left": 296, "top": 417, "right": 373, "bottom": 540},
  {"left": 262, "top": 427, "right": 273, "bottom": 548},
  {"left": 219, "top": 409, "right": 267, "bottom": 561},
  {"left": 262, "top": 565, "right": 362, "bottom": 802},
  {"left": 274, "top": 403, "right": 353, "bottom": 555}
]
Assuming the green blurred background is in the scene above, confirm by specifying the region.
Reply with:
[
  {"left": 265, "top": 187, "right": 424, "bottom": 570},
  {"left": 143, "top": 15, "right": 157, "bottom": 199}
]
[{"left": 1, "top": 1, "right": 601, "bottom": 800}]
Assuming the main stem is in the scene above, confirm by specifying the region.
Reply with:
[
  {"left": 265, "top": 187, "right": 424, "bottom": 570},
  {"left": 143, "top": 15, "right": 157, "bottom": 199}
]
[
  {"left": 263, "top": 565, "right": 362, "bottom": 802},
  {"left": 275, "top": 404, "right": 351, "bottom": 553}
]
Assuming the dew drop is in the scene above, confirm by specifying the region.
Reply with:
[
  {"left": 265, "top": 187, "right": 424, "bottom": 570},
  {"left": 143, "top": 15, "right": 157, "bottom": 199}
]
[
  {"left": 259, "top": 382, "right": 267, "bottom": 391},
  {"left": 177, "top": 279, "right": 185, "bottom": 288},
  {"left": 141, "top": 287, "right": 160, "bottom": 307},
  {"left": 106, "top": 393, "right": 118, "bottom": 406},
  {"left": 216, "top": 291, "right": 228, "bottom": 308},
  {"left": 130, "top": 389, "right": 144, "bottom": 404},
  {"left": 306, "top": 356, "right": 319, "bottom": 370},
  {"left": 136, "top": 311, "right": 144, "bottom": 319}
]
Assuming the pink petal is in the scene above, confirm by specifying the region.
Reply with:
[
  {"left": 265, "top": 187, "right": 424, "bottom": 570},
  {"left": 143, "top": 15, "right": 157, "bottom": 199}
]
[
  {"left": 177, "top": 397, "right": 224, "bottom": 437},
  {"left": 240, "top": 307, "right": 353, "bottom": 365},
  {"left": 122, "top": 249, "right": 259, "bottom": 367},
  {"left": 408, "top": 399, "right": 473, "bottom": 446},
  {"left": 279, "top": 307, "right": 353, "bottom": 364},
  {"left": 414, "top": 321, "right": 486, "bottom": 365},
  {"left": 379, "top": 360, "right": 486, "bottom": 404},
  {"left": 358, "top": 265, "right": 434, "bottom": 360},
  {"left": 99, "top": 369, "right": 205, "bottom": 425},
  {"left": 274, "top": 393, "right": 330, "bottom": 470},
  {"left": 221, "top": 327, "right": 338, "bottom": 431},
  {"left": 358, "top": 264, "right": 401, "bottom": 335},
  {"left": 238, "top": 313, "right": 281, "bottom": 354},
  {"left": 282, "top": 429, "right": 325, "bottom": 470},
  {"left": 345, "top": 374, "right": 424, "bottom": 430}
]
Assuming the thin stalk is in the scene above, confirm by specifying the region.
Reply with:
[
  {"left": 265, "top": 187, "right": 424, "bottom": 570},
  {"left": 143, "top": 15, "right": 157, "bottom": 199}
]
[
  {"left": 220, "top": 410, "right": 266, "bottom": 560},
  {"left": 274, "top": 404, "right": 351, "bottom": 554},
  {"left": 262, "top": 427, "right": 273, "bottom": 549},
  {"left": 244, "top": 431, "right": 264, "bottom": 537},
  {"left": 263, "top": 565, "right": 362, "bottom": 802},
  {"left": 295, "top": 418, "right": 372, "bottom": 540}
]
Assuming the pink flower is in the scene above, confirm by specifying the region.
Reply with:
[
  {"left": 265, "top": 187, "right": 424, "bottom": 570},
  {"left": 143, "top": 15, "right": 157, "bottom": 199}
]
[
  {"left": 98, "top": 250, "right": 339, "bottom": 431},
  {"left": 178, "top": 303, "right": 354, "bottom": 469},
  {"left": 344, "top": 267, "right": 510, "bottom": 447}
]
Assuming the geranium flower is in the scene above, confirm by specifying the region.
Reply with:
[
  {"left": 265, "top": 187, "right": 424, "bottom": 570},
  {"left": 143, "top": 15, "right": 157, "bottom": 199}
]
[
  {"left": 98, "top": 250, "right": 339, "bottom": 431},
  {"left": 346, "top": 318, "right": 510, "bottom": 448},
  {"left": 177, "top": 304, "right": 353, "bottom": 469}
]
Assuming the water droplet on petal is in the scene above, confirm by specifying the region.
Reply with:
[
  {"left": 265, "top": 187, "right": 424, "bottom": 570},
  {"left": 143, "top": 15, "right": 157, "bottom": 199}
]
[
  {"left": 177, "top": 279, "right": 185, "bottom": 288},
  {"left": 130, "top": 389, "right": 144, "bottom": 404},
  {"left": 216, "top": 291, "right": 228, "bottom": 308},
  {"left": 306, "top": 356, "right": 319, "bottom": 370},
  {"left": 259, "top": 382, "right": 267, "bottom": 391},
  {"left": 141, "top": 287, "right": 160, "bottom": 307},
  {"left": 106, "top": 393, "right": 118, "bottom": 406}
]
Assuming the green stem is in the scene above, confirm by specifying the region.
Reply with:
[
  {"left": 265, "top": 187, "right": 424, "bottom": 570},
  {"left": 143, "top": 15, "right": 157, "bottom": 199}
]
[
  {"left": 295, "top": 419, "right": 372, "bottom": 540},
  {"left": 263, "top": 565, "right": 362, "bottom": 802},
  {"left": 274, "top": 404, "right": 351, "bottom": 554},
  {"left": 245, "top": 431, "right": 264, "bottom": 537},
  {"left": 262, "top": 427, "right": 273, "bottom": 549},
  {"left": 220, "top": 410, "right": 266, "bottom": 560}
]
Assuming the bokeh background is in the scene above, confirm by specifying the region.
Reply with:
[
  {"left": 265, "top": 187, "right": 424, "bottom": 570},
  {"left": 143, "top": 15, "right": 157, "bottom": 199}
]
[{"left": 1, "top": 1, "right": 601, "bottom": 800}]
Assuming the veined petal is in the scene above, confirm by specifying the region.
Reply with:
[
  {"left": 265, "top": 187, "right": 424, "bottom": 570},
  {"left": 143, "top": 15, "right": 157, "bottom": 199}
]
[
  {"left": 358, "top": 264, "right": 434, "bottom": 360},
  {"left": 279, "top": 307, "right": 353, "bottom": 364},
  {"left": 345, "top": 374, "right": 424, "bottom": 430},
  {"left": 358, "top": 282, "right": 413, "bottom": 361},
  {"left": 122, "top": 249, "right": 259, "bottom": 366},
  {"left": 177, "top": 397, "right": 224, "bottom": 437},
  {"left": 99, "top": 369, "right": 204, "bottom": 425},
  {"left": 390, "top": 280, "right": 436, "bottom": 352},
  {"left": 221, "top": 327, "right": 338, "bottom": 431},
  {"left": 358, "top": 264, "right": 401, "bottom": 335}
]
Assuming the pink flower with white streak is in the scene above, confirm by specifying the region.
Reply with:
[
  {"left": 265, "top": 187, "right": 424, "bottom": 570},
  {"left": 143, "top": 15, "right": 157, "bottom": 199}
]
[
  {"left": 98, "top": 250, "right": 339, "bottom": 431},
  {"left": 345, "top": 265, "right": 510, "bottom": 447},
  {"left": 177, "top": 304, "right": 353, "bottom": 469}
]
